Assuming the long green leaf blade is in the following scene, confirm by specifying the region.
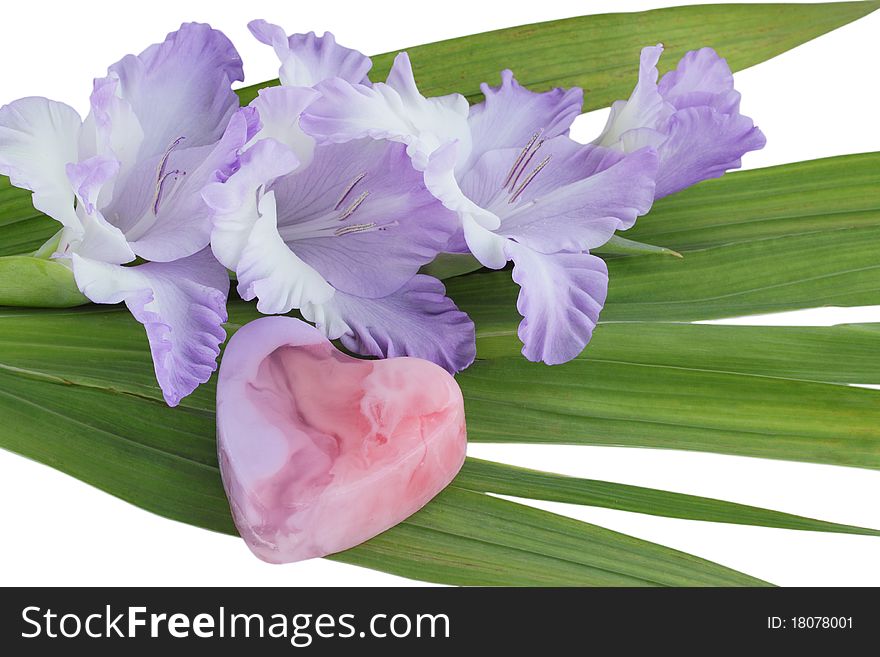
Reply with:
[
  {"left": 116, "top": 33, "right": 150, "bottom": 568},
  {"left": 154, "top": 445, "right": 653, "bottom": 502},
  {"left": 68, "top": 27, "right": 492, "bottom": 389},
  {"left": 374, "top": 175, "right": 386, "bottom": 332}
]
[
  {"left": 345, "top": 486, "right": 767, "bottom": 586},
  {"left": 625, "top": 152, "right": 880, "bottom": 251},
  {"left": 457, "top": 458, "right": 880, "bottom": 536},
  {"left": 476, "top": 321, "right": 880, "bottom": 386},
  {"left": 459, "top": 355, "right": 880, "bottom": 469},
  {"left": 237, "top": 2, "right": 880, "bottom": 108}
]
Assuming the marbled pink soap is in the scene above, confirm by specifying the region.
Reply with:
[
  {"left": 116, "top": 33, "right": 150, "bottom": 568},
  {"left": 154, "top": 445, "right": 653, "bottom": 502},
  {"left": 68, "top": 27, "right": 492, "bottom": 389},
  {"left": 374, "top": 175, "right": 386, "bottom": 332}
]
[{"left": 216, "top": 316, "right": 467, "bottom": 563}]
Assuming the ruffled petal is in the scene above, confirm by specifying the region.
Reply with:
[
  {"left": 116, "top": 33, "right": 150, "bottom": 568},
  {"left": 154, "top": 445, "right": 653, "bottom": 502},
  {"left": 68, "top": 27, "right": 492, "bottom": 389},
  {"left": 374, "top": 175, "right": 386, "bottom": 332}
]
[
  {"left": 593, "top": 45, "right": 673, "bottom": 148},
  {"left": 107, "top": 22, "right": 243, "bottom": 159},
  {"left": 71, "top": 248, "right": 229, "bottom": 406},
  {"left": 466, "top": 69, "right": 583, "bottom": 169},
  {"left": 593, "top": 45, "right": 765, "bottom": 198},
  {"left": 654, "top": 106, "right": 766, "bottom": 198},
  {"left": 270, "top": 139, "right": 458, "bottom": 298},
  {"left": 236, "top": 191, "right": 335, "bottom": 314},
  {"left": 249, "top": 86, "right": 319, "bottom": 166},
  {"left": 203, "top": 137, "right": 300, "bottom": 269},
  {"left": 248, "top": 20, "right": 372, "bottom": 87},
  {"left": 304, "top": 274, "right": 476, "bottom": 373},
  {"left": 507, "top": 241, "right": 608, "bottom": 365},
  {"left": 658, "top": 47, "right": 739, "bottom": 113},
  {"left": 300, "top": 77, "right": 413, "bottom": 144},
  {"left": 301, "top": 53, "right": 471, "bottom": 170},
  {"left": 0, "top": 97, "right": 82, "bottom": 229}
]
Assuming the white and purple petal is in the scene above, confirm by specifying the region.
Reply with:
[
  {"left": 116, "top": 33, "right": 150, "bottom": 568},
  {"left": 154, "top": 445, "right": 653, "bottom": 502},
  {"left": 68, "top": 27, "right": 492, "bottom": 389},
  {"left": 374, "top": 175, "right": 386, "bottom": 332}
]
[
  {"left": 248, "top": 20, "right": 372, "bottom": 87},
  {"left": 594, "top": 45, "right": 673, "bottom": 149},
  {"left": 116, "top": 107, "right": 255, "bottom": 262},
  {"left": 107, "top": 22, "right": 243, "bottom": 160},
  {"left": 594, "top": 44, "right": 765, "bottom": 197},
  {"left": 0, "top": 97, "right": 82, "bottom": 229},
  {"left": 301, "top": 53, "right": 471, "bottom": 170},
  {"left": 654, "top": 105, "right": 766, "bottom": 198},
  {"left": 63, "top": 156, "right": 134, "bottom": 264},
  {"left": 507, "top": 242, "right": 608, "bottom": 365},
  {"left": 249, "top": 86, "right": 319, "bottom": 166},
  {"left": 203, "top": 137, "right": 300, "bottom": 270},
  {"left": 657, "top": 47, "right": 739, "bottom": 113},
  {"left": 423, "top": 141, "right": 501, "bottom": 234},
  {"left": 235, "top": 191, "right": 335, "bottom": 314},
  {"left": 304, "top": 274, "right": 476, "bottom": 374},
  {"left": 459, "top": 139, "right": 658, "bottom": 254},
  {"left": 270, "top": 139, "right": 458, "bottom": 298},
  {"left": 71, "top": 248, "right": 229, "bottom": 407}
]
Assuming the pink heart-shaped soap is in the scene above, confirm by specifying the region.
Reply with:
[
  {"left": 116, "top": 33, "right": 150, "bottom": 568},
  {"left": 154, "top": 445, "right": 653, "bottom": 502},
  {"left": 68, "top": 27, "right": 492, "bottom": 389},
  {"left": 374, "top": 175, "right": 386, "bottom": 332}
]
[{"left": 216, "top": 316, "right": 467, "bottom": 563}]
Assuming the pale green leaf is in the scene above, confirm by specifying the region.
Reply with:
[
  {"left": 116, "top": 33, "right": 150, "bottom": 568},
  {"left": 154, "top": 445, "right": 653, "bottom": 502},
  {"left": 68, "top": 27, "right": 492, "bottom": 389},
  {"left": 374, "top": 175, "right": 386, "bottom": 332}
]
[
  {"left": 0, "top": 255, "right": 88, "bottom": 307},
  {"left": 594, "top": 234, "right": 682, "bottom": 258}
]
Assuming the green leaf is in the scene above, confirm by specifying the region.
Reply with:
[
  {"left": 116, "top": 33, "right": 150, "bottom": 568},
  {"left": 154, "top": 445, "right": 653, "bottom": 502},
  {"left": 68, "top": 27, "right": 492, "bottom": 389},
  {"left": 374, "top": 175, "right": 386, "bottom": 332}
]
[
  {"left": 626, "top": 152, "right": 880, "bottom": 252},
  {"left": 351, "top": 485, "right": 767, "bottom": 586},
  {"left": 458, "top": 325, "right": 880, "bottom": 469},
  {"left": 0, "top": 176, "right": 56, "bottom": 256},
  {"left": 457, "top": 458, "right": 880, "bottom": 537},
  {"left": 0, "top": 304, "right": 764, "bottom": 586},
  {"left": 237, "top": 2, "right": 880, "bottom": 108},
  {"left": 475, "top": 321, "right": 880, "bottom": 385},
  {"left": 420, "top": 252, "right": 484, "bottom": 280},
  {"left": 0, "top": 255, "right": 89, "bottom": 307}
]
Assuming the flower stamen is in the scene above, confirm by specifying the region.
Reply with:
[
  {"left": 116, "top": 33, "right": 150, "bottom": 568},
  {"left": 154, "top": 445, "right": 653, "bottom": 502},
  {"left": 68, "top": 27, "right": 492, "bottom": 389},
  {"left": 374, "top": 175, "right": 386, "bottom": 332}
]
[
  {"left": 334, "top": 221, "right": 377, "bottom": 236},
  {"left": 502, "top": 130, "right": 542, "bottom": 190},
  {"left": 151, "top": 136, "right": 186, "bottom": 215},
  {"left": 334, "top": 172, "right": 367, "bottom": 210},
  {"left": 509, "top": 155, "right": 551, "bottom": 203},
  {"left": 509, "top": 139, "right": 545, "bottom": 192},
  {"left": 153, "top": 170, "right": 185, "bottom": 214},
  {"left": 338, "top": 190, "right": 370, "bottom": 220}
]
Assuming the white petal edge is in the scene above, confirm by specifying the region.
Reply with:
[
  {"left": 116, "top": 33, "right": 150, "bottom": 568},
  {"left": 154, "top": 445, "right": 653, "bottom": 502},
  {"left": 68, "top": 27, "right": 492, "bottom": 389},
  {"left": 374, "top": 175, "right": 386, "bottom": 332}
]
[
  {"left": 236, "top": 191, "right": 335, "bottom": 314},
  {"left": 0, "top": 97, "right": 83, "bottom": 229}
]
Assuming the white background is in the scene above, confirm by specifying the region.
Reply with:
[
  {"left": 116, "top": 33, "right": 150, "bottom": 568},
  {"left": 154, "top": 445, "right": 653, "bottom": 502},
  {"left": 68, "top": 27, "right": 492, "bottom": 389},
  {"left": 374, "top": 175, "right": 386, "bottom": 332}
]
[{"left": 1, "top": 0, "right": 878, "bottom": 587}]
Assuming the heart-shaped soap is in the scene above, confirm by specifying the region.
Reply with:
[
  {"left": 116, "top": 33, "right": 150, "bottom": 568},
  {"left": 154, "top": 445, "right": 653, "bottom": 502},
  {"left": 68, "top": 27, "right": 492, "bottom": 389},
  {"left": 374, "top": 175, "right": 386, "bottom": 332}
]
[{"left": 216, "top": 316, "right": 467, "bottom": 563}]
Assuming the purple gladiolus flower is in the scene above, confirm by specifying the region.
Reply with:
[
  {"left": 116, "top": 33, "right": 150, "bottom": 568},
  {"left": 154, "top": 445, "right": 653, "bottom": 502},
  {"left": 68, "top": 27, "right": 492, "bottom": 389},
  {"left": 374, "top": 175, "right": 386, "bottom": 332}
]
[
  {"left": 594, "top": 45, "right": 766, "bottom": 198},
  {"left": 301, "top": 57, "right": 658, "bottom": 364},
  {"left": 0, "top": 23, "right": 250, "bottom": 405},
  {"left": 202, "top": 23, "right": 475, "bottom": 373}
]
